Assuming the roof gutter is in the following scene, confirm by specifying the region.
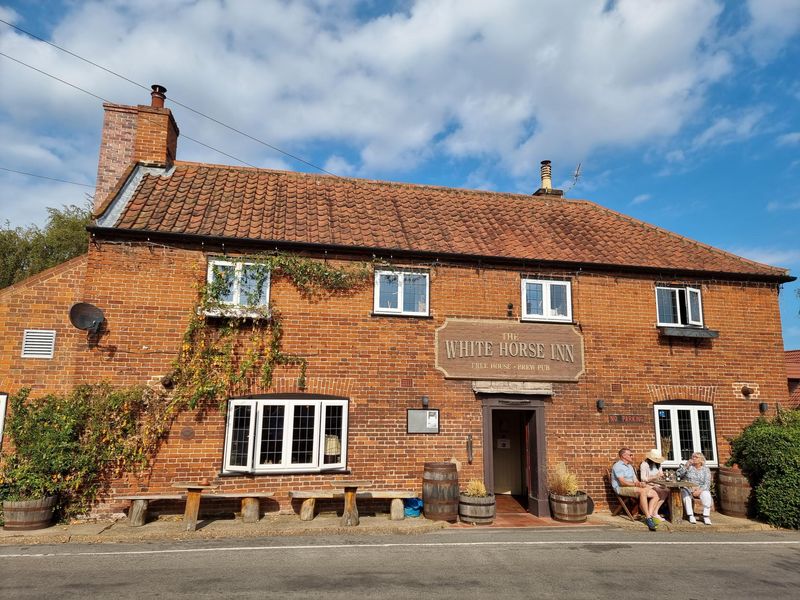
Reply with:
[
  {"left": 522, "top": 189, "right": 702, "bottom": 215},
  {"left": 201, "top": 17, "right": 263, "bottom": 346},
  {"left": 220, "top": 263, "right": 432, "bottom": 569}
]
[{"left": 86, "top": 226, "right": 796, "bottom": 285}]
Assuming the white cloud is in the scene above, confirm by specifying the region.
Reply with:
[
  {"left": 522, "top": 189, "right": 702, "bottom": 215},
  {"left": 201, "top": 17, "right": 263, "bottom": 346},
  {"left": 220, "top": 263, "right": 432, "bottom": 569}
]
[
  {"left": 691, "top": 106, "right": 768, "bottom": 149},
  {"left": 729, "top": 246, "right": 800, "bottom": 268},
  {"left": 631, "top": 193, "right": 652, "bottom": 205},
  {"left": 744, "top": 0, "right": 800, "bottom": 63},
  {"left": 766, "top": 200, "right": 800, "bottom": 212},
  {"left": 777, "top": 132, "right": 800, "bottom": 146}
]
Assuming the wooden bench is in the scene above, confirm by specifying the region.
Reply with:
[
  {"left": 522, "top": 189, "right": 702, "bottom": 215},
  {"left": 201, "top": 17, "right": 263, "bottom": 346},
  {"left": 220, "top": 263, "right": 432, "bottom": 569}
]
[
  {"left": 289, "top": 490, "right": 416, "bottom": 522},
  {"left": 119, "top": 492, "right": 274, "bottom": 527}
]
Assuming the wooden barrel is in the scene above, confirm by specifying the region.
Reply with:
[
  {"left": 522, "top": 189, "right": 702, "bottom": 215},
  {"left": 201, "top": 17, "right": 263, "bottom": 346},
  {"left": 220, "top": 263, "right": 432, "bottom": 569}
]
[
  {"left": 422, "top": 462, "right": 459, "bottom": 522},
  {"left": 2, "top": 496, "right": 55, "bottom": 531},
  {"left": 718, "top": 465, "right": 752, "bottom": 517},
  {"left": 549, "top": 492, "right": 588, "bottom": 522},
  {"left": 459, "top": 494, "right": 495, "bottom": 525}
]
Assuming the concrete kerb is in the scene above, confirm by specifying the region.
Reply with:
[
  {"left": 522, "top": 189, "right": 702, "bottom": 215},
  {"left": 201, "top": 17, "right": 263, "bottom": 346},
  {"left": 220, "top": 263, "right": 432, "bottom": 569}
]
[{"left": 0, "top": 510, "right": 777, "bottom": 545}]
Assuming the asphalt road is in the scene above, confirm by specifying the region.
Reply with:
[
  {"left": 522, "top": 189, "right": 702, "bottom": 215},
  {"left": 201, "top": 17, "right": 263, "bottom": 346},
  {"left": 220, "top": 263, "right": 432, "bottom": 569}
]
[{"left": 2, "top": 529, "right": 799, "bottom": 599}]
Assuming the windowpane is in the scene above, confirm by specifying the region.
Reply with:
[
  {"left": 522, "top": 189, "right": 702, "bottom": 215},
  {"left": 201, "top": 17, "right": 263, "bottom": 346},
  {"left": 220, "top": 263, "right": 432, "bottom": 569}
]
[
  {"left": 323, "top": 405, "right": 344, "bottom": 465},
  {"left": 525, "top": 282, "right": 544, "bottom": 316},
  {"left": 688, "top": 289, "right": 702, "bottom": 324},
  {"left": 291, "top": 404, "right": 316, "bottom": 464},
  {"left": 658, "top": 409, "right": 673, "bottom": 461},
  {"left": 697, "top": 410, "right": 714, "bottom": 461},
  {"left": 402, "top": 273, "right": 427, "bottom": 313},
  {"left": 240, "top": 264, "right": 268, "bottom": 307},
  {"left": 212, "top": 264, "right": 236, "bottom": 304},
  {"left": 378, "top": 273, "right": 399, "bottom": 310},
  {"left": 656, "top": 288, "right": 678, "bottom": 324},
  {"left": 258, "top": 405, "right": 284, "bottom": 465},
  {"left": 229, "top": 404, "right": 252, "bottom": 467},
  {"left": 550, "top": 284, "right": 568, "bottom": 317},
  {"left": 677, "top": 409, "right": 693, "bottom": 460}
]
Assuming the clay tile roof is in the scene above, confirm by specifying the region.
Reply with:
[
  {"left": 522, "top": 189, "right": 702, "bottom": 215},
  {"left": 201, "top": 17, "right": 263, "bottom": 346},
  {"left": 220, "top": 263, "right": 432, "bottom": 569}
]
[
  {"left": 787, "top": 350, "right": 800, "bottom": 380},
  {"left": 106, "top": 162, "right": 792, "bottom": 280}
]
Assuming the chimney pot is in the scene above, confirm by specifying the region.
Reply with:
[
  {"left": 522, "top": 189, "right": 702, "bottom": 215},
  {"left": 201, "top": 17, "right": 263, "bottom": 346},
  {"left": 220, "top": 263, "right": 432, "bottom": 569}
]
[
  {"left": 540, "top": 160, "right": 552, "bottom": 190},
  {"left": 150, "top": 84, "right": 167, "bottom": 108}
]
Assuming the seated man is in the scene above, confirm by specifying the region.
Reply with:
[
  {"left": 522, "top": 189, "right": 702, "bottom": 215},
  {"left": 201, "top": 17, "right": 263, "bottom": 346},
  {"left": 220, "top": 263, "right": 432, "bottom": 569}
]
[{"left": 611, "top": 447, "right": 660, "bottom": 531}]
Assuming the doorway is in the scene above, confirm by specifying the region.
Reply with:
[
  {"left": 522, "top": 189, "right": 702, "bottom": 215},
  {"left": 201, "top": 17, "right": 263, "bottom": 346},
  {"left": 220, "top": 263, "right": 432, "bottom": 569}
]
[{"left": 481, "top": 396, "right": 549, "bottom": 517}]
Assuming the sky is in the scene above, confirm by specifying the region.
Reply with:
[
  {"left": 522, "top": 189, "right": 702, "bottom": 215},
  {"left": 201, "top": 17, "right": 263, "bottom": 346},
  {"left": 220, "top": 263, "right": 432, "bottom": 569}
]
[{"left": 0, "top": 0, "right": 799, "bottom": 348}]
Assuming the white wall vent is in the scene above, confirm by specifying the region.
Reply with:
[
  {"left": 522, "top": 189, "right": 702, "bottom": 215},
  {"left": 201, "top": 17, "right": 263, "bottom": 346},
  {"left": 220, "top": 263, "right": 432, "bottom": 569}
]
[{"left": 21, "top": 329, "right": 56, "bottom": 359}]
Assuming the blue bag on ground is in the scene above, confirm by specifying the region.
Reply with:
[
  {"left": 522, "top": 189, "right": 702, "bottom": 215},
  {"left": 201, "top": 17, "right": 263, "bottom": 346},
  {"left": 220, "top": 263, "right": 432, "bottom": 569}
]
[{"left": 403, "top": 497, "right": 423, "bottom": 517}]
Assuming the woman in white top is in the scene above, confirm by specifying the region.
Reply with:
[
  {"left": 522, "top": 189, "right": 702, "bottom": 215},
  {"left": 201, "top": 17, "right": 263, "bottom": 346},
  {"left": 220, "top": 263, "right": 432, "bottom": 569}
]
[{"left": 640, "top": 449, "right": 669, "bottom": 520}]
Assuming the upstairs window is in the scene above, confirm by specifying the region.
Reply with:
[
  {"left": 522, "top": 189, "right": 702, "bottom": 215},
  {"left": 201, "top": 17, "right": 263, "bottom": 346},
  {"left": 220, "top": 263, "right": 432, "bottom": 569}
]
[
  {"left": 223, "top": 397, "right": 348, "bottom": 473},
  {"left": 374, "top": 270, "right": 429, "bottom": 316},
  {"left": 207, "top": 259, "right": 270, "bottom": 316},
  {"left": 656, "top": 286, "right": 703, "bottom": 327},
  {"left": 521, "top": 279, "right": 572, "bottom": 322}
]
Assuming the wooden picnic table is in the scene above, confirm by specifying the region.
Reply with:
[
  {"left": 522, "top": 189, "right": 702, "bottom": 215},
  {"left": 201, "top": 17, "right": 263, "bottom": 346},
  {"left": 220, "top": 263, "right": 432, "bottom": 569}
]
[
  {"left": 329, "top": 480, "right": 373, "bottom": 526},
  {"left": 652, "top": 479, "right": 697, "bottom": 524},
  {"left": 172, "top": 483, "right": 214, "bottom": 531}
]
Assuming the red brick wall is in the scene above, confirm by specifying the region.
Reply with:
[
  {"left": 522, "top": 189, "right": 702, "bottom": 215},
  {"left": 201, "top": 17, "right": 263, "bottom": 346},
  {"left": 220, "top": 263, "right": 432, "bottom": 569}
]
[{"left": 0, "top": 243, "right": 789, "bottom": 516}]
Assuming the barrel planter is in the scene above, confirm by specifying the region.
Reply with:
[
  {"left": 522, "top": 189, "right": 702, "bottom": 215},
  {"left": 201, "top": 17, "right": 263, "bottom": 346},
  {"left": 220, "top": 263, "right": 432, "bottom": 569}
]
[
  {"left": 718, "top": 465, "right": 753, "bottom": 518},
  {"left": 549, "top": 491, "right": 588, "bottom": 523},
  {"left": 2, "top": 496, "right": 55, "bottom": 531},
  {"left": 459, "top": 493, "right": 496, "bottom": 525},
  {"left": 422, "top": 462, "right": 459, "bottom": 522}
]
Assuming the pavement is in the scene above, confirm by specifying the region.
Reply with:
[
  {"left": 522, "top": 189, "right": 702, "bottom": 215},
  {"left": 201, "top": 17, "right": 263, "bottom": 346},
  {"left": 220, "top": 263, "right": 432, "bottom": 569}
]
[{"left": 0, "top": 508, "right": 777, "bottom": 545}]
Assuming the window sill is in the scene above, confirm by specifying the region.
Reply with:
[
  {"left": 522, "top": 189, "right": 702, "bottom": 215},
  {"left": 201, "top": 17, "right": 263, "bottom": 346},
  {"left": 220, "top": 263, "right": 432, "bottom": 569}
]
[
  {"left": 218, "top": 468, "right": 350, "bottom": 477},
  {"left": 203, "top": 308, "right": 271, "bottom": 320},
  {"left": 658, "top": 326, "right": 719, "bottom": 339},
  {"left": 371, "top": 312, "right": 433, "bottom": 319},
  {"left": 520, "top": 318, "right": 574, "bottom": 324}
]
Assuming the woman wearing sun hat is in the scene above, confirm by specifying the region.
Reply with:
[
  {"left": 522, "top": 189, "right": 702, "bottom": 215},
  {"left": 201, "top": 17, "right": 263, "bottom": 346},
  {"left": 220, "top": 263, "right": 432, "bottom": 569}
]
[{"left": 640, "top": 449, "right": 669, "bottom": 520}]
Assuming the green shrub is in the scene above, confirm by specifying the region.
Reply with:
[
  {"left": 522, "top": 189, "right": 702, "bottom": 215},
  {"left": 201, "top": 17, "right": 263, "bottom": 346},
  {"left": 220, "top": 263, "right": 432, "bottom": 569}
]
[
  {"left": 755, "top": 468, "right": 800, "bottom": 529},
  {"left": 0, "top": 385, "right": 173, "bottom": 522},
  {"left": 728, "top": 408, "right": 800, "bottom": 529}
]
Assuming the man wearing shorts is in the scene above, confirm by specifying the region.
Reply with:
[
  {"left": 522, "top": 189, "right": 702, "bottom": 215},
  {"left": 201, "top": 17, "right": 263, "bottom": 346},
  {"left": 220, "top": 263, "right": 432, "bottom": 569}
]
[{"left": 612, "top": 447, "right": 660, "bottom": 531}]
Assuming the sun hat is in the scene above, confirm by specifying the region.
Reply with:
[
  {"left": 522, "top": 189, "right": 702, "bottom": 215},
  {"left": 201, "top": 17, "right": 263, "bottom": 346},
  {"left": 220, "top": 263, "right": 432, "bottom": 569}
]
[{"left": 645, "top": 449, "right": 665, "bottom": 464}]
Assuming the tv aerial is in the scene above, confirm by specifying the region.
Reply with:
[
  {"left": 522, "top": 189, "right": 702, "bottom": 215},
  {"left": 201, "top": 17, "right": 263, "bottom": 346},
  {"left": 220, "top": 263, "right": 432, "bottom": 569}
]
[{"left": 69, "top": 302, "right": 105, "bottom": 335}]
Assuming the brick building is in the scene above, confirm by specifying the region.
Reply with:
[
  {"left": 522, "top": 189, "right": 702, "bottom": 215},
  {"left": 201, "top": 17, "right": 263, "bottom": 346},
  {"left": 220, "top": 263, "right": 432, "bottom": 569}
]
[{"left": 0, "top": 87, "right": 794, "bottom": 517}]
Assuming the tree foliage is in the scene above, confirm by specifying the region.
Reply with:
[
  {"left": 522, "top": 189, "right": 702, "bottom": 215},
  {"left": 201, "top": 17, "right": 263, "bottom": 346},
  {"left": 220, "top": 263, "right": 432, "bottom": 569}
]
[{"left": 0, "top": 203, "right": 92, "bottom": 289}]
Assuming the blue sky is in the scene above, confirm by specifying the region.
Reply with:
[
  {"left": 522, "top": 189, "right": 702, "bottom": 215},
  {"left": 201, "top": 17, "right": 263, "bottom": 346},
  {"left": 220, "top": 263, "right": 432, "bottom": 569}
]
[{"left": 1, "top": 0, "right": 799, "bottom": 349}]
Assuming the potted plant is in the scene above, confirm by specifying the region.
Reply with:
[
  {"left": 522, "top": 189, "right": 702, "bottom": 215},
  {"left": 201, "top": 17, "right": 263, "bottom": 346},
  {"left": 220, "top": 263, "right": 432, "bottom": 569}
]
[
  {"left": 458, "top": 479, "right": 495, "bottom": 525},
  {"left": 0, "top": 390, "right": 72, "bottom": 530},
  {"left": 548, "top": 462, "right": 588, "bottom": 522}
]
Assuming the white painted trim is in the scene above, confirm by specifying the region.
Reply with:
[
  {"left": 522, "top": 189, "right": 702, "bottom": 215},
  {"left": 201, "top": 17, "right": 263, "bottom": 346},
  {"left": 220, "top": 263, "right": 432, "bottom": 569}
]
[
  {"left": 373, "top": 270, "right": 429, "bottom": 316},
  {"left": 0, "top": 392, "right": 7, "bottom": 451},
  {"left": 520, "top": 278, "right": 572, "bottom": 322}
]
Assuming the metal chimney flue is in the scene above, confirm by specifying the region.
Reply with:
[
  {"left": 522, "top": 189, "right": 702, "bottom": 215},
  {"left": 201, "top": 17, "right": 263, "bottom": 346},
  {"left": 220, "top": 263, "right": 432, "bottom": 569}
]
[
  {"left": 540, "top": 160, "right": 552, "bottom": 190},
  {"left": 532, "top": 159, "right": 563, "bottom": 197},
  {"left": 150, "top": 84, "right": 167, "bottom": 108}
]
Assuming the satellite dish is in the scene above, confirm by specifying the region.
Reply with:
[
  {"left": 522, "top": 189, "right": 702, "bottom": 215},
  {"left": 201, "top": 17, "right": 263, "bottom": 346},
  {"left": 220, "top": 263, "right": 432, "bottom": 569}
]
[{"left": 69, "top": 303, "right": 105, "bottom": 334}]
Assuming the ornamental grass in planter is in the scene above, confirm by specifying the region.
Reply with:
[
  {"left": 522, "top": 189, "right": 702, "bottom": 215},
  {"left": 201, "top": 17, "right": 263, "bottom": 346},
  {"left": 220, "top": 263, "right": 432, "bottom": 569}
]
[
  {"left": 548, "top": 462, "right": 588, "bottom": 523},
  {"left": 459, "top": 479, "right": 495, "bottom": 525}
]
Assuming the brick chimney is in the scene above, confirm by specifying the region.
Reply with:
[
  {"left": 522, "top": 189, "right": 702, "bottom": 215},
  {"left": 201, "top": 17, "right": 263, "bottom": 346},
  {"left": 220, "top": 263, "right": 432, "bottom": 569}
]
[{"left": 93, "top": 84, "right": 179, "bottom": 213}]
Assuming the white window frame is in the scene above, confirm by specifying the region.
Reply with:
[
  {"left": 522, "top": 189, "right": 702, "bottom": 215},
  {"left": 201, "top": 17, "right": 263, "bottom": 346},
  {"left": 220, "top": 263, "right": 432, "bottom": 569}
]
[
  {"left": 0, "top": 392, "right": 7, "bottom": 451},
  {"left": 655, "top": 286, "right": 703, "bottom": 327},
  {"left": 373, "top": 270, "right": 430, "bottom": 316},
  {"left": 520, "top": 278, "right": 572, "bottom": 322},
  {"left": 206, "top": 259, "right": 270, "bottom": 317},
  {"left": 21, "top": 329, "right": 56, "bottom": 359},
  {"left": 653, "top": 403, "right": 718, "bottom": 468},
  {"left": 223, "top": 397, "right": 348, "bottom": 474}
]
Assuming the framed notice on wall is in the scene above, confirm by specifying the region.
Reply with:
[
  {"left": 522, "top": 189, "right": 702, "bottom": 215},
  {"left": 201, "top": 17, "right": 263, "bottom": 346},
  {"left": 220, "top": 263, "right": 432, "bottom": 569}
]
[
  {"left": 407, "top": 409, "right": 439, "bottom": 434},
  {"left": 0, "top": 392, "right": 7, "bottom": 450}
]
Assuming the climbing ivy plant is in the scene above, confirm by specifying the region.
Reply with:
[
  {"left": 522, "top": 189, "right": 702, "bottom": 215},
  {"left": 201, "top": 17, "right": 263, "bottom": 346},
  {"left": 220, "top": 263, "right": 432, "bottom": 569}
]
[{"left": 171, "top": 252, "right": 372, "bottom": 409}]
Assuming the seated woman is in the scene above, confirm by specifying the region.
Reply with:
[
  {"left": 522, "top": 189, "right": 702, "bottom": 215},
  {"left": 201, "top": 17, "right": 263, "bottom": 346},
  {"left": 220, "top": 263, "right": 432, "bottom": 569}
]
[
  {"left": 639, "top": 449, "right": 669, "bottom": 520},
  {"left": 677, "top": 452, "right": 713, "bottom": 525}
]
